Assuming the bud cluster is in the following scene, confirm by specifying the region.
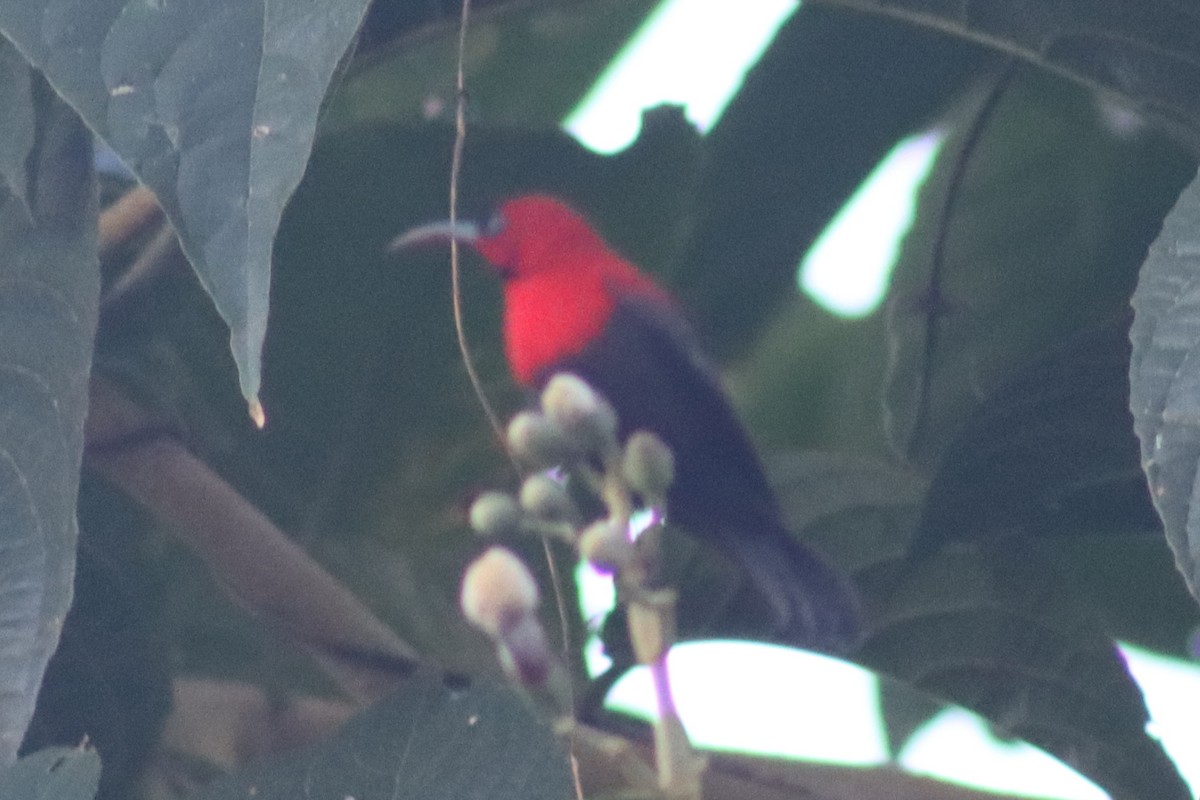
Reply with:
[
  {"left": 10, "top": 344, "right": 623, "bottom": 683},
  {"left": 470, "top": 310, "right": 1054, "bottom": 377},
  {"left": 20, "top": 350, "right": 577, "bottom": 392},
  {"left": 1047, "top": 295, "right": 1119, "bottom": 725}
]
[
  {"left": 456, "top": 373, "right": 701, "bottom": 796},
  {"left": 459, "top": 373, "right": 677, "bottom": 685}
]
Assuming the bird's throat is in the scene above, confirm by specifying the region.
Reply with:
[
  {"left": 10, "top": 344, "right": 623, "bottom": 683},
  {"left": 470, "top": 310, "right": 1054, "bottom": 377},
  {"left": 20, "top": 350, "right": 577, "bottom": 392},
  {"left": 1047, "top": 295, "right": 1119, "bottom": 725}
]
[{"left": 504, "top": 271, "right": 616, "bottom": 386}]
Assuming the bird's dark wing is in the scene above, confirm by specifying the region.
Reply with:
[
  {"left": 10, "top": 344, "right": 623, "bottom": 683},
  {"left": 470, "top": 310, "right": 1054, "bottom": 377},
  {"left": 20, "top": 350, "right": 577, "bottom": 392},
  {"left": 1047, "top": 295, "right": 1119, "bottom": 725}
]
[
  {"left": 540, "top": 292, "right": 782, "bottom": 535},
  {"left": 541, "top": 293, "right": 860, "bottom": 650}
]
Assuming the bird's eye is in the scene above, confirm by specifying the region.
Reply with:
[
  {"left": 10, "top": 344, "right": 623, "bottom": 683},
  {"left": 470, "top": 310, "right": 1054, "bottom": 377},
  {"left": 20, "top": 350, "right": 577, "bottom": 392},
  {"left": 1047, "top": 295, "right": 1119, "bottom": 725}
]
[{"left": 483, "top": 211, "right": 506, "bottom": 237}]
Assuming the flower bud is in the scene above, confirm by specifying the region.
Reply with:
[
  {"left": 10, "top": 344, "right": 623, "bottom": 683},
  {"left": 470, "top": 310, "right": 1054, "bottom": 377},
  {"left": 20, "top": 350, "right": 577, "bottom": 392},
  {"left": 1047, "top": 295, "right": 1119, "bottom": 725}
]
[
  {"left": 540, "top": 373, "right": 618, "bottom": 456},
  {"left": 459, "top": 547, "right": 553, "bottom": 686},
  {"left": 579, "top": 519, "right": 633, "bottom": 573},
  {"left": 468, "top": 491, "right": 522, "bottom": 537},
  {"left": 622, "top": 431, "right": 675, "bottom": 502},
  {"left": 519, "top": 473, "right": 578, "bottom": 524},
  {"left": 497, "top": 615, "right": 553, "bottom": 685},
  {"left": 460, "top": 547, "right": 540, "bottom": 639},
  {"left": 506, "top": 410, "right": 576, "bottom": 469}
]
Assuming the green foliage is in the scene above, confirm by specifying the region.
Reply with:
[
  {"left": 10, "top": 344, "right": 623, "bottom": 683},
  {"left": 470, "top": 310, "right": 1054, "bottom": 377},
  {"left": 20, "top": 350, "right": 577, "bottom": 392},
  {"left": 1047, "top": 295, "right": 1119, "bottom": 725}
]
[
  {"left": 0, "top": 0, "right": 372, "bottom": 410},
  {"left": 1132, "top": 167, "right": 1200, "bottom": 604},
  {"left": 0, "top": 747, "right": 101, "bottom": 800},
  {"left": 815, "top": 0, "right": 1200, "bottom": 153},
  {"left": 0, "top": 1, "right": 1198, "bottom": 799},
  {"left": 196, "top": 674, "right": 572, "bottom": 800},
  {"left": 0, "top": 61, "right": 97, "bottom": 764},
  {"left": 885, "top": 68, "right": 1193, "bottom": 469}
]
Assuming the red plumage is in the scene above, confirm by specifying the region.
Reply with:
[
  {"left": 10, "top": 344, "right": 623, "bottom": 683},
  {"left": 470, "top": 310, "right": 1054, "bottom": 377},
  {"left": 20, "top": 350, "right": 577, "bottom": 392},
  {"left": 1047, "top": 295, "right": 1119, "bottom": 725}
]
[
  {"left": 475, "top": 197, "right": 673, "bottom": 386},
  {"left": 398, "top": 195, "right": 860, "bottom": 651}
]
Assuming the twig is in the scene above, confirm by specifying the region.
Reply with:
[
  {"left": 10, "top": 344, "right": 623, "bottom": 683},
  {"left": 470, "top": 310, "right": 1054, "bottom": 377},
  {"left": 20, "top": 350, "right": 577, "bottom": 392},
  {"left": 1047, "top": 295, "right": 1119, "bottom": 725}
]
[
  {"left": 84, "top": 375, "right": 421, "bottom": 704},
  {"left": 905, "top": 60, "right": 1019, "bottom": 461},
  {"left": 444, "top": 1, "right": 580, "bottom": 792},
  {"left": 99, "top": 185, "right": 162, "bottom": 258},
  {"left": 447, "top": 0, "right": 503, "bottom": 443},
  {"left": 101, "top": 222, "right": 179, "bottom": 309}
]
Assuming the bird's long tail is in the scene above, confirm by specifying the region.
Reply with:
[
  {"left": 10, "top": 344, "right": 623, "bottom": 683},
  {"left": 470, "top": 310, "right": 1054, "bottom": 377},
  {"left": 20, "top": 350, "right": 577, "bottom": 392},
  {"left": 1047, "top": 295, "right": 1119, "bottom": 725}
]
[{"left": 732, "top": 525, "right": 862, "bottom": 653}]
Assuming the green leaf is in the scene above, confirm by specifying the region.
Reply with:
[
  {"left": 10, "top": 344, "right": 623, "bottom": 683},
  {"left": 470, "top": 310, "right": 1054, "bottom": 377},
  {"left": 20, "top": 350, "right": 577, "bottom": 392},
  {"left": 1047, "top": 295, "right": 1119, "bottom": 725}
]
[
  {"left": 1131, "top": 167, "right": 1200, "bottom": 606},
  {"left": 0, "top": 40, "right": 32, "bottom": 207},
  {"left": 323, "top": 0, "right": 656, "bottom": 133},
  {"left": 0, "top": 0, "right": 372, "bottom": 413},
  {"left": 913, "top": 318, "right": 1159, "bottom": 560},
  {"left": 0, "top": 76, "right": 98, "bottom": 763},
  {"left": 770, "top": 454, "right": 930, "bottom": 748},
  {"left": 22, "top": 478, "right": 174, "bottom": 800},
  {"left": 197, "top": 674, "right": 572, "bottom": 800},
  {"left": 769, "top": 451, "right": 925, "bottom": 572},
  {"left": 1038, "top": 533, "right": 1196, "bottom": 656},
  {"left": 0, "top": 747, "right": 101, "bottom": 800},
  {"left": 885, "top": 69, "right": 1192, "bottom": 469},
  {"left": 811, "top": 0, "right": 1200, "bottom": 154},
  {"left": 772, "top": 453, "right": 1188, "bottom": 798},
  {"left": 913, "top": 317, "right": 1197, "bottom": 653},
  {"left": 862, "top": 542, "right": 1190, "bottom": 800}
]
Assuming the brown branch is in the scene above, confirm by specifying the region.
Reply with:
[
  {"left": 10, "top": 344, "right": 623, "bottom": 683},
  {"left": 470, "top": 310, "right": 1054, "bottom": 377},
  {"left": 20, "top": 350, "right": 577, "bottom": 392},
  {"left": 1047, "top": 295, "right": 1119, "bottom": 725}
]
[
  {"left": 99, "top": 185, "right": 162, "bottom": 258},
  {"left": 101, "top": 222, "right": 180, "bottom": 309},
  {"left": 572, "top": 723, "right": 1036, "bottom": 800},
  {"left": 84, "top": 375, "right": 421, "bottom": 704}
]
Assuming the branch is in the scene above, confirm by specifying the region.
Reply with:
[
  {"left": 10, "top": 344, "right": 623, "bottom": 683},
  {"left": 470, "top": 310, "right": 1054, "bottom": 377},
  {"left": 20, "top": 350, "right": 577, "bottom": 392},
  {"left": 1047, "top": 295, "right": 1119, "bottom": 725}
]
[
  {"left": 98, "top": 185, "right": 162, "bottom": 258},
  {"left": 84, "top": 375, "right": 421, "bottom": 704}
]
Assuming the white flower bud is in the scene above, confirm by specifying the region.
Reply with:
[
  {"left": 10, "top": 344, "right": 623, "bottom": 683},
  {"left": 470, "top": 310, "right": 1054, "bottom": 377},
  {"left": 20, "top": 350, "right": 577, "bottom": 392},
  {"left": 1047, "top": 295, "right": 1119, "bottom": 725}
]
[
  {"left": 460, "top": 547, "right": 540, "bottom": 639},
  {"left": 540, "top": 373, "right": 618, "bottom": 456},
  {"left": 579, "top": 519, "right": 633, "bottom": 573},
  {"left": 506, "top": 410, "right": 576, "bottom": 469},
  {"left": 519, "top": 473, "right": 578, "bottom": 524},
  {"left": 622, "top": 431, "right": 675, "bottom": 501},
  {"left": 469, "top": 492, "right": 522, "bottom": 537},
  {"left": 459, "top": 547, "right": 553, "bottom": 686}
]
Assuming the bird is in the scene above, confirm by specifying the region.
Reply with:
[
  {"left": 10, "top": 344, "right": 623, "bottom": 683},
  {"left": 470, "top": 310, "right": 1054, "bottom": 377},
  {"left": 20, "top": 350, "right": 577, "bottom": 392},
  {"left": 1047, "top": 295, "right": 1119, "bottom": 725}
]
[{"left": 390, "top": 194, "right": 860, "bottom": 652}]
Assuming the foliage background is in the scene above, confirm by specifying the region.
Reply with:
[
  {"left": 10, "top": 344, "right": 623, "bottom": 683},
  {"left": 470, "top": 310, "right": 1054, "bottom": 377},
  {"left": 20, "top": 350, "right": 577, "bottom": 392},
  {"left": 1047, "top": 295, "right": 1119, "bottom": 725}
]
[{"left": 0, "top": 1, "right": 1198, "bottom": 799}]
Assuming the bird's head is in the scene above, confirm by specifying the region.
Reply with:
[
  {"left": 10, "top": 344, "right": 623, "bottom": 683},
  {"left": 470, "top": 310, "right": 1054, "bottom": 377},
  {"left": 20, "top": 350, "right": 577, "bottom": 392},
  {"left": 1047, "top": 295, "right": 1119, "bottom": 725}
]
[
  {"left": 389, "top": 193, "right": 674, "bottom": 385},
  {"left": 389, "top": 194, "right": 609, "bottom": 280}
]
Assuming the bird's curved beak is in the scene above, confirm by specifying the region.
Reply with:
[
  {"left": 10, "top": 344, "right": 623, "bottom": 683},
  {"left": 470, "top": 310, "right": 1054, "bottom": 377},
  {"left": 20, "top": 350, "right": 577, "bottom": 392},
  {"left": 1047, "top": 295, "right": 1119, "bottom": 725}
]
[{"left": 386, "top": 219, "right": 481, "bottom": 253}]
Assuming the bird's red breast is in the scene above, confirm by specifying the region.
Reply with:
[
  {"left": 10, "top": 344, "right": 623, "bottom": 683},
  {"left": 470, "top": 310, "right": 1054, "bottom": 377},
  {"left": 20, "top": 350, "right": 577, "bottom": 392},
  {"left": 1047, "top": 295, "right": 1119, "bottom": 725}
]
[{"left": 473, "top": 196, "right": 673, "bottom": 385}]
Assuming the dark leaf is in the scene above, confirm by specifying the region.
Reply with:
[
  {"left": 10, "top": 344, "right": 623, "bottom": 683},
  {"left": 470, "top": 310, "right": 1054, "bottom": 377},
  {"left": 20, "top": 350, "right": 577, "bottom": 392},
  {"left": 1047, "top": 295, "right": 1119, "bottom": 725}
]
[
  {"left": 21, "top": 478, "right": 173, "bottom": 800},
  {"left": 861, "top": 542, "right": 1189, "bottom": 800},
  {"left": 770, "top": 451, "right": 926, "bottom": 565},
  {"left": 770, "top": 453, "right": 936, "bottom": 751},
  {"left": 0, "top": 746, "right": 100, "bottom": 800},
  {"left": 772, "top": 453, "right": 1187, "bottom": 798},
  {"left": 1130, "top": 167, "right": 1200, "bottom": 606},
  {"left": 913, "top": 318, "right": 1196, "bottom": 653},
  {"left": 1035, "top": 534, "right": 1196, "bottom": 657},
  {"left": 913, "top": 317, "right": 1160, "bottom": 559},
  {"left": 0, "top": 0, "right": 373, "bottom": 412},
  {"left": 323, "top": 0, "right": 656, "bottom": 133},
  {"left": 0, "top": 76, "right": 97, "bottom": 762},
  {"left": 0, "top": 41, "right": 32, "bottom": 207},
  {"left": 885, "top": 68, "right": 1192, "bottom": 469},
  {"left": 197, "top": 674, "right": 572, "bottom": 800},
  {"left": 812, "top": 0, "right": 1200, "bottom": 154}
]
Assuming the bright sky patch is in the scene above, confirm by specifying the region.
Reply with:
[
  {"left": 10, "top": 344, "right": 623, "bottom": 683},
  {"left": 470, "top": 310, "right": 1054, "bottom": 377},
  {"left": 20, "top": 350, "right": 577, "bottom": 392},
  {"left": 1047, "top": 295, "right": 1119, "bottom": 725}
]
[
  {"left": 562, "top": 0, "right": 798, "bottom": 154},
  {"left": 898, "top": 709, "right": 1107, "bottom": 799},
  {"left": 799, "top": 129, "right": 944, "bottom": 317},
  {"left": 606, "top": 640, "right": 888, "bottom": 764},
  {"left": 1119, "top": 643, "right": 1200, "bottom": 796}
]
